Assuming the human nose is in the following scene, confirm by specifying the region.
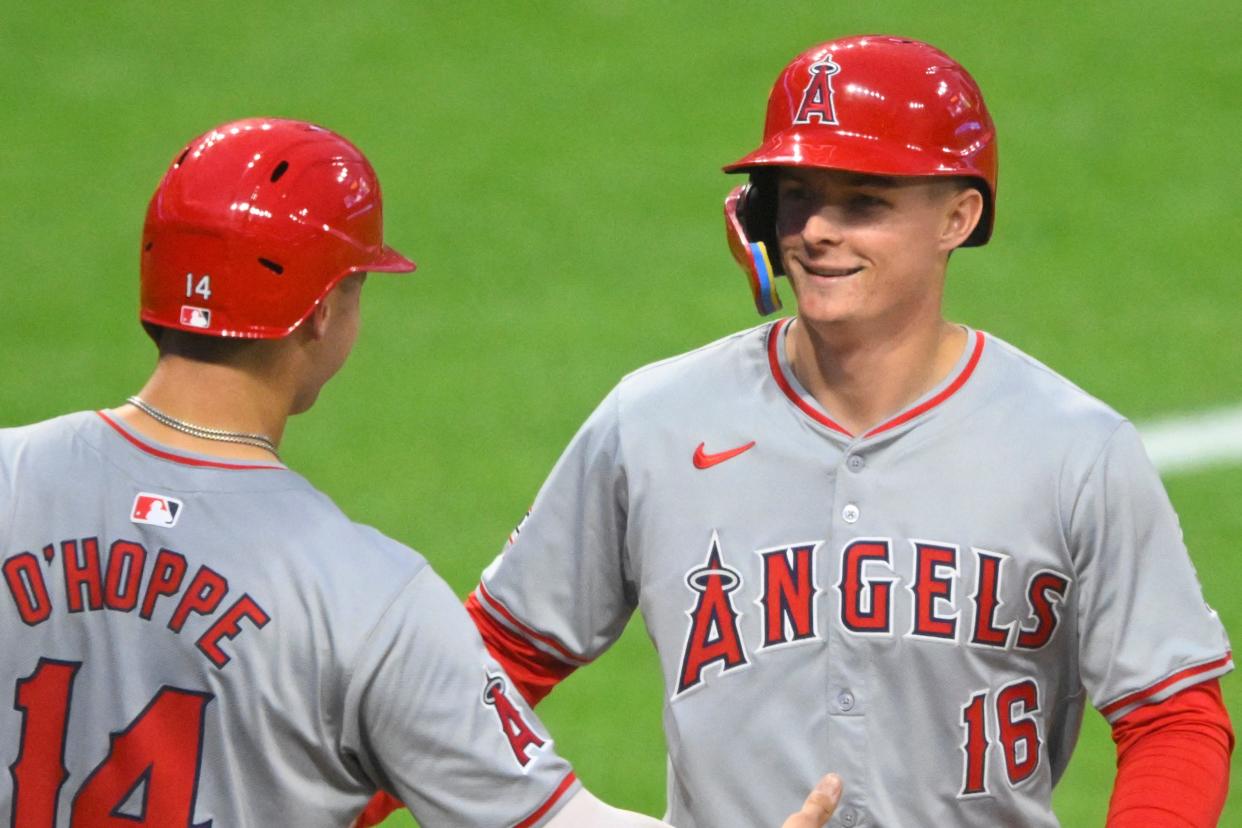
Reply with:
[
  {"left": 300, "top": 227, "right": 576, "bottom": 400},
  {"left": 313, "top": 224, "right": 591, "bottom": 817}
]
[{"left": 800, "top": 205, "right": 845, "bottom": 248}]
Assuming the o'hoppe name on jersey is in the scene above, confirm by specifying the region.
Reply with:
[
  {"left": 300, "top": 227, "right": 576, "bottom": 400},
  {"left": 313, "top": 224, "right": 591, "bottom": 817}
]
[
  {"left": 676, "top": 532, "right": 1071, "bottom": 697},
  {"left": 2, "top": 537, "right": 270, "bottom": 669}
]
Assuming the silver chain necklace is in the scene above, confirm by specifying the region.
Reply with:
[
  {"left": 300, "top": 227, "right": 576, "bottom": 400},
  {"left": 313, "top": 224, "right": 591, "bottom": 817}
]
[{"left": 126, "top": 396, "right": 280, "bottom": 458}]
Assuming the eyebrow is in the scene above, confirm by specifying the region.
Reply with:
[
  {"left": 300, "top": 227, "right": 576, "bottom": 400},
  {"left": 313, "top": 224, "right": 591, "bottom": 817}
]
[
  {"left": 781, "top": 171, "right": 902, "bottom": 188},
  {"left": 835, "top": 173, "right": 901, "bottom": 188}
]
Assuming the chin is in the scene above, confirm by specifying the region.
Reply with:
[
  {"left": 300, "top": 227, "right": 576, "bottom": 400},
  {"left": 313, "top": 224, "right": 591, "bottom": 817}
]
[
  {"left": 792, "top": 296, "right": 860, "bottom": 327},
  {"left": 787, "top": 276, "right": 863, "bottom": 318}
]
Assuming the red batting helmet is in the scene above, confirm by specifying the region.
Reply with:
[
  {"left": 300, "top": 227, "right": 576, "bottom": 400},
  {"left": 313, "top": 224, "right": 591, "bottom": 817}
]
[
  {"left": 140, "top": 118, "right": 416, "bottom": 339},
  {"left": 722, "top": 36, "right": 998, "bottom": 314}
]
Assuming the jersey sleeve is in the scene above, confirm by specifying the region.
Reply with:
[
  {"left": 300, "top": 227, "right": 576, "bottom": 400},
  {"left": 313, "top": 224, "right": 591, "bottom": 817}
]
[
  {"left": 473, "top": 388, "right": 634, "bottom": 679},
  {"left": 1068, "top": 421, "right": 1233, "bottom": 722},
  {"left": 341, "top": 566, "right": 580, "bottom": 828}
]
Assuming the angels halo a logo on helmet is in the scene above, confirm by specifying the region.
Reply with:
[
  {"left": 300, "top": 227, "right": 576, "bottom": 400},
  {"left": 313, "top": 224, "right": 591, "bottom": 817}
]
[{"left": 793, "top": 56, "right": 842, "bottom": 125}]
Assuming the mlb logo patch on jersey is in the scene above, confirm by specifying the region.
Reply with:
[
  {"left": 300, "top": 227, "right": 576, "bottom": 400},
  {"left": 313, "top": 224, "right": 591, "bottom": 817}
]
[
  {"left": 180, "top": 305, "right": 211, "bottom": 329},
  {"left": 131, "top": 492, "right": 183, "bottom": 527}
]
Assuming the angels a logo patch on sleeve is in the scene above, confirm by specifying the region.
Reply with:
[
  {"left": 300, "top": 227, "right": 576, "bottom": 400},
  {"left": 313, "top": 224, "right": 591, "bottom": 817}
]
[
  {"left": 481, "top": 672, "right": 548, "bottom": 769},
  {"left": 130, "top": 492, "right": 183, "bottom": 527}
]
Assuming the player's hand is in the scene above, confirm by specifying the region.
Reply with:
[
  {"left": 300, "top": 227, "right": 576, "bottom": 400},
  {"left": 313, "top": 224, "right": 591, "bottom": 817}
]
[{"left": 780, "top": 774, "right": 843, "bottom": 828}]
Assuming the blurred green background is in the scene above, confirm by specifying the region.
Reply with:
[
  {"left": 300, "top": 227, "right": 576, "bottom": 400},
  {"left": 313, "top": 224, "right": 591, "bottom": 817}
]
[{"left": 1, "top": 1, "right": 1237, "bottom": 825}]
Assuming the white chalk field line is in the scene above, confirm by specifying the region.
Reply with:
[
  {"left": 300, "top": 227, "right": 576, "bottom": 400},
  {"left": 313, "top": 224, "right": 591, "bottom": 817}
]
[{"left": 1138, "top": 403, "right": 1242, "bottom": 475}]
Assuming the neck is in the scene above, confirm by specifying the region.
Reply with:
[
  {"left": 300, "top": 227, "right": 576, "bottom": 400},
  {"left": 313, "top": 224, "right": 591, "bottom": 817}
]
[
  {"left": 114, "top": 355, "right": 294, "bottom": 461},
  {"left": 785, "top": 315, "right": 966, "bottom": 436}
]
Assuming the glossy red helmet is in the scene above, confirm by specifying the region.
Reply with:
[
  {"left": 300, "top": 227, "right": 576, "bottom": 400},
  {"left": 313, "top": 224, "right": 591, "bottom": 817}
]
[
  {"left": 140, "top": 118, "right": 416, "bottom": 339},
  {"left": 722, "top": 36, "right": 997, "bottom": 314}
]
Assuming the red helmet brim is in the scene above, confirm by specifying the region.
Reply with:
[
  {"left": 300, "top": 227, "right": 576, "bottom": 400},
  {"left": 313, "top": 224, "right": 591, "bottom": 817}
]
[{"left": 364, "top": 244, "right": 417, "bottom": 274}]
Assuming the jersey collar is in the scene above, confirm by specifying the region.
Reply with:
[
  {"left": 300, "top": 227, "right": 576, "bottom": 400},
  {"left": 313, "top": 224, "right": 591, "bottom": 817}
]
[
  {"left": 765, "top": 317, "right": 986, "bottom": 440},
  {"left": 96, "top": 411, "right": 287, "bottom": 471}
]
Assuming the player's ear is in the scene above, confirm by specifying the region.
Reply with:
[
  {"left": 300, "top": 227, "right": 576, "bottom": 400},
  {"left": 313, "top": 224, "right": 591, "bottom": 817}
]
[
  {"left": 305, "top": 298, "right": 332, "bottom": 342},
  {"left": 939, "top": 186, "right": 984, "bottom": 251}
]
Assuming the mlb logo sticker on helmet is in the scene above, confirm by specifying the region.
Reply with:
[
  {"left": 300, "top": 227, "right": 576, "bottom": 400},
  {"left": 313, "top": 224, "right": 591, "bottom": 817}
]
[
  {"left": 180, "top": 306, "right": 211, "bottom": 329},
  {"left": 131, "top": 492, "right": 183, "bottom": 527}
]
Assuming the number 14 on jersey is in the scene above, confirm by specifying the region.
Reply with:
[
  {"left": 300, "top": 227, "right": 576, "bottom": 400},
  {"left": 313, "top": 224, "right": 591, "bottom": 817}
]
[{"left": 10, "top": 658, "right": 212, "bottom": 827}]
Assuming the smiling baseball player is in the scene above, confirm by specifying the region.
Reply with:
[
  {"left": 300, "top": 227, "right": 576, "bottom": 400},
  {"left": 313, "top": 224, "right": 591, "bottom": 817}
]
[
  {"left": 440, "top": 35, "right": 1233, "bottom": 828},
  {"left": 0, "top": 117, "right": 844, "bottom": 828}
]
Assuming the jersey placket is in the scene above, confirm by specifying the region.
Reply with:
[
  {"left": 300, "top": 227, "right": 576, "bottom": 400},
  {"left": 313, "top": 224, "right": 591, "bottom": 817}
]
[
  {"left": 833, "top": 421, "right": 902, "bottom": 828},
  {"left": 768, "top": 376, "right": 874, "bottom": 824},
  {"left": 824, "top": 439, "right": 876, "bottom": 828},
  {"left": 765, "top": 319, "right": 986, "bottom": 828}
]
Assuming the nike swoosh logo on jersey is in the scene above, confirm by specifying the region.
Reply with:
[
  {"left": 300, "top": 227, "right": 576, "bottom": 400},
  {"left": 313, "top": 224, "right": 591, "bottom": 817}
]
[{"left": 693, "top": 441, "right": 756, "bottom": 469}]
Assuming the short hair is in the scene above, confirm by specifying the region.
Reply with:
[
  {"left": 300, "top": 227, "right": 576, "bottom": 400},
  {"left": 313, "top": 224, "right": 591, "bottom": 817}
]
[
  {"left": 926, "top": 175, "right": 980, "bottom": 200},
  {"left": 146, "top": 324, "right": 268, "bottom": 366}
]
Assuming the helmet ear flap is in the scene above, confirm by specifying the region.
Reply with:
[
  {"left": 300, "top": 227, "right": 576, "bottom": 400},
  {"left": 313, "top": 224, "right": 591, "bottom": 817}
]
[
  {"left": 724, "top": 173, "right": 783, "bottom": 316},
  {"left": 738, "top": 172, "right": 781, "bottom": 275}
]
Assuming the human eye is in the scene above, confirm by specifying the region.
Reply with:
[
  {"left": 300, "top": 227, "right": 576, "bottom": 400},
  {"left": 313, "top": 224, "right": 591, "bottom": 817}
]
[
  {"left": 779, "top": 180, "right": 812, "bottom": 203},
  {"left": 846, "top": 193, "right": 888, "bottom": 213}
]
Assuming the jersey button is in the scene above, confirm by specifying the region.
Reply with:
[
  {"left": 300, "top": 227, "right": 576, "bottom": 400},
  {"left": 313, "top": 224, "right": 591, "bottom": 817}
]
[
  {"left": 840, "top": 809, "right": 857, "bottom": 826},
  {"left": 842, "top": 503, "right": 860, "bottom": 523},
  {"left": 837, "top": 691, "right": 855, "bottom": 712},
  {"left": 846, "top": 454, "right": 865, "bottom": 472}
]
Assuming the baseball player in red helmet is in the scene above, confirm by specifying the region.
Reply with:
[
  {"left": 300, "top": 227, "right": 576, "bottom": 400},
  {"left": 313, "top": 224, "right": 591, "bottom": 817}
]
[
  {"left": 0, "top": 118, "right": 844, "bottom": 827},
  {"left": 422, "top": 35, "right": 1231, "bottom": 827}
]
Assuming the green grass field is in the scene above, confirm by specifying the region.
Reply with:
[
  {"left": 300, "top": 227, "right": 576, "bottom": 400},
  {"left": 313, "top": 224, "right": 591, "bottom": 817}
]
[{"left": 2, "top": 1, "right": 1237, "bottom": 825}]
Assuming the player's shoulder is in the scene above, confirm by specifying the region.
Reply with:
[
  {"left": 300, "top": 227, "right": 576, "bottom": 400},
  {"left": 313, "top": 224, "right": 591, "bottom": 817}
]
[
  {"left": 619, "top": 321, "right": 770, "bottom": 386},
  {"left": 610, "top": 321, "right": 772, "bottom": 413},
  {"left": 0, "top": 409, "right": 94, "bottom": 449},
  {"left": 291, "top": 488, "right": 427, "bottom": 573},
  {"left": 1, "top": 409, "right": 430, "bottom": 588},
  {"left": 0, "top": 410, "right": 96, "bottom": 478},
  {"left": 979, "top": 332, "right": 1129, "bottom": 440}
]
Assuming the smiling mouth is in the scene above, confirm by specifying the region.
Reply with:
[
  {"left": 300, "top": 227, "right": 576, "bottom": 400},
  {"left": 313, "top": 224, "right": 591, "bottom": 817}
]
[{"left": 802, "top": 264, "right": 863, "bottom": 278}]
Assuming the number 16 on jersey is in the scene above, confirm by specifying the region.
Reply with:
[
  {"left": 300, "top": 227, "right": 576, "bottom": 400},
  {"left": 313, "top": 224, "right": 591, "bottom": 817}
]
[{"left": 960, "top": 678, "right": 1043, "bottom": 797}]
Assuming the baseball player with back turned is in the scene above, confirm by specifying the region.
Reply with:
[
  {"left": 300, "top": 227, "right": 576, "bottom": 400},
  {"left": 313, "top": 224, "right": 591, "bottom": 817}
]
[
  {"left": 0, "top": 118, "right": 844, "bottom": 827},
  {"left": 440, "top": 35, "right": 1234, "bottom": 828}
]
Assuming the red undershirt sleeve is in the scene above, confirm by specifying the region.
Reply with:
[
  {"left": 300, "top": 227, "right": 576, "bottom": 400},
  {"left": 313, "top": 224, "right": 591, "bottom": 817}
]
[
  {"left": 353, "top": 792, "right": 402, "bottom": 828},
  {"left": 466, "top": 591, "right": 579, "bottom": 706},
  {"left": 1106, "top": 678, "right": 1234, "bottom": 827}
]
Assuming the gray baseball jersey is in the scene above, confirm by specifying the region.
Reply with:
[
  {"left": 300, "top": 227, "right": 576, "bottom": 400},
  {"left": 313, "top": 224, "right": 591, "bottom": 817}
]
[
  {"left": 473, "top": 318, "right": 1232, "bottom": 828},
  {"left": 1, "top": 411, "right": 578, "bottom": 827}
]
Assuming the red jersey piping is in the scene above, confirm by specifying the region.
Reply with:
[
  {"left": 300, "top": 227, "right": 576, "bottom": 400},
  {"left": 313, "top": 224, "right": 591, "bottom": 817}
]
[
  {"left": 1100, "top": 652, "right": 1234, "bottom": 718},
  {"left": 766, "top": 318, "right": 850, "bottom": 435},
  {"left": 765, "top": 318, "right": 986, "bottom": 439},
  {"left": 865, "top": 329, "right": 986, "bottom": 437},
  {"left": 513, "top": 770, "right": 578, "bottom": 828},
  {"left": 476, "top": 582, "right": 591, "bottom": 666},
  {"left": 96, "top": 411, "right": 285, "bottom": 471}
]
